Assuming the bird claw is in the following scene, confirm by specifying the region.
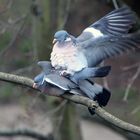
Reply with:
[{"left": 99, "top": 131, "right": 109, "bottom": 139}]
[
  {"left": 33, "top": 83, "right": 37, "bottom": 88},
  {"left": 59, "top": 70, "right": 72, "bottom": 77}
]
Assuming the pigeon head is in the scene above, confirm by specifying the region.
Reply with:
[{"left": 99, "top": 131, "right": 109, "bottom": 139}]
[
  {"left": 33, "top": 61, "right": 52, "bottom": 89},
  {"left": 53, "top": 30, "right": 74, "bottom": 44},
  {"left": 33, "top": 72, "right": 52, "bottom": 93},
  {"left": 33, "top": 71, "right": 66, "bottom": 96},
  {"left": 33, "top": 72, "right": 45, "bottom": 89}
]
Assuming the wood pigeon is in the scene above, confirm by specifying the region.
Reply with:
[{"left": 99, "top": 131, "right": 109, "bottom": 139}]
[
  {"left": 50, "top": 6, "right": 140, "bottom": 76},
  {"left": 33, "top": 61, "right": 111, "bottom": 108}
]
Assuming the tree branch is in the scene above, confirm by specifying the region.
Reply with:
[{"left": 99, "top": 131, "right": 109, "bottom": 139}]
[
  {"left": 0, "top": 129, "right": 51, "bottom": 140},
  {"left": 123, "top": 64, "right": 140, "bottom": 101},
  {"left": 0, "top": 72, "right": 140, "bottom": 135}
]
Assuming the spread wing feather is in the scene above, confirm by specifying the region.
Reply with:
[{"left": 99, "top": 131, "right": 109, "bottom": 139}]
[
  {"left": 77, "top": 7, "right": 136, "bottom": 42},
  {"left": 80, "top": 32, "right": 140, "bottom": 66}
]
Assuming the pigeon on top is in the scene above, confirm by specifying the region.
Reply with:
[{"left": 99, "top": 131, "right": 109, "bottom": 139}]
[{"left": 50, "top": 6, "right": 139, "bottom": 76}]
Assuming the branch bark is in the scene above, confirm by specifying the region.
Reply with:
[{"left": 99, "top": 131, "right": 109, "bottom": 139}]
[
  {"left": 0, "top": 72, "right": 140, "bottom": 136},
  {"left": 0, "top": 129, "right": 51, "bottom": 140}
]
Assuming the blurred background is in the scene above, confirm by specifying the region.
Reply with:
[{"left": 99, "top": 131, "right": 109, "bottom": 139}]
[{"left": 0, "top": 0, "right": 140, "bottom": 140}]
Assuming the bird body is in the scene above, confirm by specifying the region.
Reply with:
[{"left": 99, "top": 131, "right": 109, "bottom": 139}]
[
  {"left": 51, "top": 7, "right": 139, "bottom": 76},
  {"left": 51, "top": 41, "right": 88, "bottom": 75}
]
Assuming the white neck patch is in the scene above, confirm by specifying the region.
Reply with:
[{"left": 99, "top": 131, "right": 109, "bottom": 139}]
[
  {"left": 84, "top": 27, "right": 103, "bottom": 38},
  {"left": 65, "top": 37, "right": 72, "bottom": 42}
]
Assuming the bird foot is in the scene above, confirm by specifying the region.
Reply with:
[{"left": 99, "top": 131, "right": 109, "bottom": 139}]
[{"left": 59, "top": 70, "right": 73, "bottom": 77}]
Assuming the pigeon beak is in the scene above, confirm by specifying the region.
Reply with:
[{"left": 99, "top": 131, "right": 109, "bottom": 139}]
[
  {"left": 33, "top": 83, "right": 38, "bottom": 89},
  {"left": 53, "top": 38, "right": 57, "bottom": 44}
]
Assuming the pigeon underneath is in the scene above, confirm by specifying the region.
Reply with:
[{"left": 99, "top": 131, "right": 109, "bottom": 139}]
[{"left": 33, "top": 61, "right": 111, "bottom": 108}]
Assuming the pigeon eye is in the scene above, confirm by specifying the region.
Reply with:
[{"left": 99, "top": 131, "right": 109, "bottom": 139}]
[{"left": 65, "top": 37, "right": 71, "bottom": 42}]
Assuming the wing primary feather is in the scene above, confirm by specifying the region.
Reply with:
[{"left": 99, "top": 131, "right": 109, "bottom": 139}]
[
  {"left": 77, "top": 7, "right": 136, "bottom": 41},
  {"left": 45, "top": 77, "right": 69, "bottom": 91}
]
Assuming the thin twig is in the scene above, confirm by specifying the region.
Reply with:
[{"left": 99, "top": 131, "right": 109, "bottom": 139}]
[
  {"left": 36, "top": 100, "right": 67, "bottom": 131},
  {"left": 0, "top": 72, "right": 140, "bottom": 135},
  {"left": 122, "top": 62, "right": 140, "bottom": 71},
  {"left": 101, "top": 61, "right": 109, "bottom": 89},
  {"left": 131, "top": 105, "right": 140, "bottom": 115},
  {"left": 61, "top": 0, "right": 71, "bottom": 29},
  {"left": 8, "top": 14, "right": 27, "bottom": 25},
  {"left": 0, "top": 14, "right": 26, "bottom": 34},
  {"left": 44, "top": 100, "right": 67, "bottom": 116},
  {"left": 0, "top": 0, "right": 13, "bottom": 15},
  {"left": 112, "top": 0, "right": 119, "bottom": 9},
  {"left": 123, "top": 64, "right": 140, "bottom": 101},
  {"left": 0, "top": 14, "right": 28, "bottom": 56},
  {"left": 53, "top": 101, "right": 67, "bottom": 138}
]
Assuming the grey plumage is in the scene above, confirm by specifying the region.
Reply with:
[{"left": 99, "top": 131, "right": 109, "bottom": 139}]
[
  {"left": 36, "top": 61, "right": 111, "bottom": 84},
  {"left": 33, "top": 61, "right": 111, "bottom": 107},
  {"left": 44, "top": 73, "right": 78, "bottom": 91},
  {"left": 78, "top": 80, "right": 110, "bottom": 106},
  {"left": 51, "top": 7, "right": 139, "bottom": 76},
  {"left": 93, "top": 6, "right": 136, "bottom": 35},
  {"left": 77, "top": 6, "right": 136, "bottom": 42},
  {"left": 70, "top": 66, "right": 111, "bottom": 84},
  {"left": 37, "top": 61, "right": 52, "bottom": 74},
  {"left": 79, "top": 32, "right": 140, "bottom": 66}
]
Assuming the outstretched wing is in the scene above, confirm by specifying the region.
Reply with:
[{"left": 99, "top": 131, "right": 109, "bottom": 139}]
[
  {"left": 77, "top": 7, "right": 136, "bottom": 42},
  {"left": 80, "top": 32, "right": 140, "bottom": 66}
]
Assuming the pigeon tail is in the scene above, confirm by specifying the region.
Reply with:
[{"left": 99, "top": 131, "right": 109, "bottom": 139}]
[
  {"left": 94, "top": 88, "right": 111, "bottom": 107},
  {"left": 93, "top": 66, "right": 111, "bottom": 77},
  {"left": 79, "top": 80, "right": 111, "bottom": 107},
  {"left": 87, "top": 87, "right": 111, "bottom": 115}
]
